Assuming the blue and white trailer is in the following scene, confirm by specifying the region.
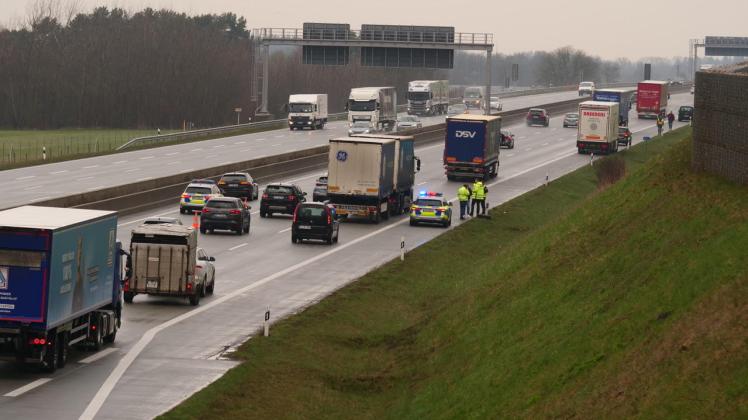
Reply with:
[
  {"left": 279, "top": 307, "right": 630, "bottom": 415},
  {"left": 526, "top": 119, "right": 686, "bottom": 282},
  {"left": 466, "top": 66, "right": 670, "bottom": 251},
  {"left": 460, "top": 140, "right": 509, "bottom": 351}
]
[
  {"left": 592, "top": 88, "right": 634, "bottom": 126},
  {"left": 443, "top": 114, "right": 502, "bottom": 181},
  {"left": 0, "top": 206, "right": 123, "bottom": 372}
]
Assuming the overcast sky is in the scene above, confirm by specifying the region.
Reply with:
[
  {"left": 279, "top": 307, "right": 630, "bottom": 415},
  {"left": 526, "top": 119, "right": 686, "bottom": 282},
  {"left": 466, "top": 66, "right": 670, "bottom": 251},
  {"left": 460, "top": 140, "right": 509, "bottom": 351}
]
[{"left": 2, "top": 0, "right": 746, "bottom": 60}]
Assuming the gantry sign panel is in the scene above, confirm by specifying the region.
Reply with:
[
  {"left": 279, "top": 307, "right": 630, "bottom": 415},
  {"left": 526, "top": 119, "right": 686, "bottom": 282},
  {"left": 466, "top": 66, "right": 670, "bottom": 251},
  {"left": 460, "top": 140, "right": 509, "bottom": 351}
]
[{"left": 704, "top": 36, "right": 748, "bottom": 57}]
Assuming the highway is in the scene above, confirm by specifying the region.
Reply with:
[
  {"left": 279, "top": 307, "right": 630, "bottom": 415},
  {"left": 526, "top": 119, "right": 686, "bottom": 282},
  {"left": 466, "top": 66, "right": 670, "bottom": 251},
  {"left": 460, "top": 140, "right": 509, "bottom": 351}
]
[
  {"left": 0, "top": 92, "right": 694, "bottom": 419},
  {"left": 0, "top": 90, "right": 589, "bottom": 210}
]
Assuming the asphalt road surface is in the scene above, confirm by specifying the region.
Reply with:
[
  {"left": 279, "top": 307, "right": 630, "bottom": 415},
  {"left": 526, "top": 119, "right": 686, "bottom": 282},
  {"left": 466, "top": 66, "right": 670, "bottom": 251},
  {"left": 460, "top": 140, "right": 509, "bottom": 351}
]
[
  {"left": 0, "top": 92, "right": 692, "bottom": 420},
  {"left": 1, "top": 90, "right": 593, "bottom": 209}
]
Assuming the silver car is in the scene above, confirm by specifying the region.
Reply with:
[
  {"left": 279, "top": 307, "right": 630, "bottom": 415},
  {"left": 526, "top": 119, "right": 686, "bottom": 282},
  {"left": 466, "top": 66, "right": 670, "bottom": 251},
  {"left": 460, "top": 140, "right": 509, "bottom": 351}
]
[
  {"left": 447, "top": 104, "right": 467, "bottom": 117},
  {"left": 348, "top": 121, "right": 377, "bottom": 135},
  {"left": 563, "top": 113, "right": 579, "bottom": 128},
  {"left": 396, "top": 115, "right": 422, "bottom": 130}
]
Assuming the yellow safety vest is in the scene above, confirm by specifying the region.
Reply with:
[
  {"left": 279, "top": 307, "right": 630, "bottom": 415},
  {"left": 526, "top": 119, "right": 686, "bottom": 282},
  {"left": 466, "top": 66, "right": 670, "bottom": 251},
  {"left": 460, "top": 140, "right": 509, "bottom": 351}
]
[
  {"left": 457, "top": 186, "right": 470, "bottom": 202},
  {"left": 472, "top": 182, "right": 485, "bottom": 200}
]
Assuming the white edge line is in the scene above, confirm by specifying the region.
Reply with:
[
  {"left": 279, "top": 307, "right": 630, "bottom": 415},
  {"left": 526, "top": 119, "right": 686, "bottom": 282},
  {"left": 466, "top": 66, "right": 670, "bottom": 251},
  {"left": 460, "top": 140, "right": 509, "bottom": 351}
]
[
  {"left": 79, "top": 150, "right": 580, "bottom": 420},
  {"left": 78, "top": 347, "right": 119, "bottom": 364},
  {"left": 278, "top": 227, "right": 292, "bottom": 234},
  {"left": 228, "top": 243, "right": 249, "bottom": 251},
  {"left": 4, "top": 378, "right": 53, "bottom": 397}
]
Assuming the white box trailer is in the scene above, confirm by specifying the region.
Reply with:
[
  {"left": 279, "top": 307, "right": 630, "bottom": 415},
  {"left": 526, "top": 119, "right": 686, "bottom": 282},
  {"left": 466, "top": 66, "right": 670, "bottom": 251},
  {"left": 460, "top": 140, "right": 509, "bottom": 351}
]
[
  {"left": 576, "top": 101, "right": 620, "bottom": 155},
  {"left": 407, "top": 80, "right": 449, "bottom": 116},
  {"left": 347, "top": 87, "right": 397, "bottom": 130},
  {"left": 288, "top": 94, "right": 328, "bottom": 130}
]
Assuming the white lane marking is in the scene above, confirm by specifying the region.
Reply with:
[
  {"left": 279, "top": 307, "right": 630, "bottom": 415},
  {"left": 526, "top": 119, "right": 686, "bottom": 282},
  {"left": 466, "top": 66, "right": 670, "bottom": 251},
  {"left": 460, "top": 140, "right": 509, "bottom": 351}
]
[
  {"left": 167, "top": 161, "right": 180, "bottom": 166},
  {"left": 205, "top": 154, "right": 217, "bottom": 159},
  {"left": 278, "top": 227, "right": 292, "bottom": 234},
  {"left": 87, "top": 186, "right": 105, "bottom": 191},
  {"left": 271, "top": 143, "right": 281, "bottom": 147},
  {"left": 255, "top": 138, "right": 266, "bottom": 142},
  {"left": 119, "top": 209, "right": 178, "bottom": 227},
  {"left": 25, "top": 185, "right": 42, "bottom": 191},
  {"left": 274, "top": 135, "right": 284, "bottom": 139},
  {"left": 229, "top": 243, "right": 249, "bottom": 251},
  {"left": 254, "top": 154, "right": 266, "bottom": 159},
  {"left": 234, "top": 141, "right": 247, "bottom": 145},
  {"left": 50, "top": 170, "right": 68, "bottom": 175},
  {"left": 139, "top": 156, "right": 154, "bottom": 160},
  {"left": 165, "top": 152, "right": 179, "bottom": 156},
  {"left": 80, "top": 150, "right": 582, "bottom": 420},
  {"left": 137, "top": 177, "right": 153, "bottom": 182},
  {"left": 83, "top": 165, "right": 99, "bottom": 169},
  {"left": 240, "top": 148, "right": 253, "bottom": 153},
  {"left": 179, "top": 168, "right": 195, "bottom": 173},
  {"left": 113, "top": 160, "right": 127, "bottom": 165},
  {"left": 219, "top": 162, "right": 231, "bottom": 166},
  {"left": 124, "top": 168, "right": 139, "bottom": 173},
  {"left": 542, "top": 142, "right": 549, "bottom": 146},
  {"left": 506, "top": 153, "right": 515, "bottom": 157},
  {"left": 417, "top": 181, "right": 428, "bottom": 186},
  {"left": 77, "top": 176, "right": 94, "bottom": 181},
  {"left": 213, "top": 145, "right": 226, "bottom": 149},
  {"left": 526, "top": 147, "right": 533, "bottom": 151},
  {"left": 190, "top": 148, "right": 203, "bottom": 152},
  {"left": 16, "top": 176, "right": 35, "bottom": 180},
  {"left": 78, "top": 347, "right": 119, "bottom": 364},
  {"left": 4, "top": 378, "right": 53, "bottom": 397},
  {"left": 32, "top": 196, "right": 51, "bottom": 202}
]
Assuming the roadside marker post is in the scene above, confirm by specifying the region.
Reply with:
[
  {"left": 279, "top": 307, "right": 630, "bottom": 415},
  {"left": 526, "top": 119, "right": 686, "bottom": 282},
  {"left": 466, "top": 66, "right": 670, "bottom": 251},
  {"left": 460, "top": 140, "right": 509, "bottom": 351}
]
[
  {"left": 590, "top": 152, "right": 594, "bottom": 166},
  {"left": 400, "top": 236, "right": 405, "bottom": 261},
  {"left": 643, "top": 136, "right": 651, "bottom": 154},
  {"left": 545, "top": 172, "right": 549, "bottom": 186},
  {"left": 42, "top": 146, "right": 47, "bottom": 161},
  {"left": 264, "top": 307, "right": 270, "bottom": 337}
]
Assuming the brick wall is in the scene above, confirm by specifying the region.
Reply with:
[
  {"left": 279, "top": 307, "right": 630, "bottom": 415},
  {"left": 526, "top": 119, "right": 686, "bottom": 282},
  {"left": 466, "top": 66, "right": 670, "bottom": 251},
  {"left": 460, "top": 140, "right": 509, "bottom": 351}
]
[{"left": 692, "top": 63, "right": 748, "bottom": 184}]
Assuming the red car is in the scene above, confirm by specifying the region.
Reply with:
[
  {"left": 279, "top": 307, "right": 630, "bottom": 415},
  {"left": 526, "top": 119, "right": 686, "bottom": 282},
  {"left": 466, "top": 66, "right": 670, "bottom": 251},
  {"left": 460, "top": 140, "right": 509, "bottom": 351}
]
[
  {"left": 526, "top": 108, "right": 550, "bottom": 127},
  {"left": 500, "top": 130, "right": 515, "bottom": 149}
]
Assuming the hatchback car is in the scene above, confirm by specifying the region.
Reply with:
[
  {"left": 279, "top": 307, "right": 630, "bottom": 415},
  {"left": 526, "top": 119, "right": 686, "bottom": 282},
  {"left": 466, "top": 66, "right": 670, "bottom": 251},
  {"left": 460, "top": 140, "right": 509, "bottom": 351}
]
[
  {"left": 409, "top": 192, "right": 452, "bottom": 228},
  {"left": 526, "top": 108, "right": 550, "bottom": 127},
  {"left": 180, "top": 183, "right": 223, "bottom": 214},
  {"left": 195, "top": 248, "right": 216, "bottom": 295},
  {"left": 678, "top": 106, "right": 694, "bottom": 121},
  {"left": 200, "top": 197, "right": 251, "bottom": 235},
  {"left": 260, "top": 183, "right": 306, "bottom": 217},
  {"left": 291, "top": 203, "right": 340, "bottom": 244},
  {"left": 218, "top": 172, "right": 259, "bottom": 200},
  {"left": 563, "top": 113, "right": 579, "bottom": 128},
  {"left": 489, "top": 96, "right": 503, "bottom": 111},
  {"left": 396, "top": 115, "right": 422, "bottom": 130},
  {"left": 500, "top": 130, "right": 515, "bottom": 149}
]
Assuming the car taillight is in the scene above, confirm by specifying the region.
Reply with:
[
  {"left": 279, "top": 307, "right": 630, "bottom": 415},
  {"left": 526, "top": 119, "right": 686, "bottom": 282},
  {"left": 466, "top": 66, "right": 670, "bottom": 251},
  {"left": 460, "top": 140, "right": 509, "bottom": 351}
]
[
  {"left": 288, "top": 195, "right": 295, "bottom": 201},
  {"left": 202, "top": 207, "right": 210, "bottom": 214},
  {"left": 240, "top": 181, "right": 250, "bottom": 185},
  {"left": 218, "top": 181, "right": 226, "bottom": 185},
  {"left": 327, "top": 210, "right": 332, "bottom": 225},
  {"left": 262, "top": 193, "right": 269, "bottom": 199},
  {"left": 186, "top": 282, "right": 193, "bottom": 291},
  {"left": 229, "top": 209, "right": 241, "bottom": 215},
  {"left": 182, "top": 194, "right": 191, "bottom": 199},
  {"left": 205, "top": 195, "right": 212, "bottom": 200},
  {"left": 293, "top": 206, "right": 299, "bottom": 223}
]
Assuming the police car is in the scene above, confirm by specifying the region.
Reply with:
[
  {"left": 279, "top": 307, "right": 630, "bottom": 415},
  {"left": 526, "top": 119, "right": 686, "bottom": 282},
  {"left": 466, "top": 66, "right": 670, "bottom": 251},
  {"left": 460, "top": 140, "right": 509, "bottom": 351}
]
[{"left": 409, "top": 192, "right": 452, "bottom": 227}]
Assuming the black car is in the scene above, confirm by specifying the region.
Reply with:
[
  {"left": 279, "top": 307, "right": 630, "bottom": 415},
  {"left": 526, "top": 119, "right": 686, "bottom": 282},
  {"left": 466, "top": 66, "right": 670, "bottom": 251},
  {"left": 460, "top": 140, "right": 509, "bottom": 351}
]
[
  {"left": 617, "top": 126, "right": 632, "bottom": 146},
  {"left": 678, "top": 106, "right": 694, "bottom": 122},
  {"left": 200, "top": 197, "right": 251, "bottom": 235},
  {"left": 312, "top": 184, "right": 328, "bottom": 202},
  {"left": 260, "top": 183, "right": 306, "bottom": 217},
  {"left": 218, "top": 172, "right": 259, "bottom": 200},
  {"left": 526, "top": 108, "right": 550, "bottom": 127},
  {"left": 292, "top": 203, "right": 340, "bottom": 244}
]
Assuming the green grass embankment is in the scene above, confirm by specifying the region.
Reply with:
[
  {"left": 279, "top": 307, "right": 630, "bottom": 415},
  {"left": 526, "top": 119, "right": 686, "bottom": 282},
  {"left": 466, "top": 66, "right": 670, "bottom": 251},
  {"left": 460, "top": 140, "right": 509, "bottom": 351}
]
[{"left": 163, "top": 127, "right": 747, "bottom": 419}]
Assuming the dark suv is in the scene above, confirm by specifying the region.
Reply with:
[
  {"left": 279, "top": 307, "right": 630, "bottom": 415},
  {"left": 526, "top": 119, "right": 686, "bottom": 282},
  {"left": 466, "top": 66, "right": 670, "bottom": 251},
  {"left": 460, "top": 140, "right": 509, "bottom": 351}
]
[
  {"left": 200, "top": 197, "right": 251, "bottom": 235},
  {"left": 677, "top": 106, "right": 694, "bottom": 122},
  {"left": 526, "top": 108, "right": 550, "bottom": 127},
  {"left": 292, "top": 203, "right": 340, "bottom": 244},
  {"left": 260, "top": 183, "right": 306, "bottom": 217},
  {"left": 218, "top": 172, "right": 259, "bottom": 200}
]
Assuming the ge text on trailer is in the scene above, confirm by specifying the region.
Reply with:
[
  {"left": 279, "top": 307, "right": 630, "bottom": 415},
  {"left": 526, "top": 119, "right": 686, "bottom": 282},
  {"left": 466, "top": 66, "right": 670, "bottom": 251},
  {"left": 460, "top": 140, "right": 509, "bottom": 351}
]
[
  {"left": 0, "top": 206, "right": 123, "bottom": 372},
  {"left": 407, "top": 80, "right": 449, "bottom": 116}
]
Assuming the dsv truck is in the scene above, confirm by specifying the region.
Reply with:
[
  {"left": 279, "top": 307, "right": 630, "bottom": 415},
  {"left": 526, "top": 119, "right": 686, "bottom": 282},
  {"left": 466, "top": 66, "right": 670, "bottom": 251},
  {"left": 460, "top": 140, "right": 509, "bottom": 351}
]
[
  {"left": 444, "top": 114, "right": 501, "bottom": 181},
  {"left": 407, "top": 80, "right": 449, "bottom": 116},
  {"left": 347, "top": 87, "right": 397, "bottom": 131},
  {"left": 327, "top": 135, "right": 420, "bottom": 223},
  {"left": 0, "top": 206, "right": 123, "bottom": 372},
  {"left": 288, "top": 94, "right": 328, "bottom": 130},
  {"left": 577, "top": 101, "right": 620, "bottom": 154}
]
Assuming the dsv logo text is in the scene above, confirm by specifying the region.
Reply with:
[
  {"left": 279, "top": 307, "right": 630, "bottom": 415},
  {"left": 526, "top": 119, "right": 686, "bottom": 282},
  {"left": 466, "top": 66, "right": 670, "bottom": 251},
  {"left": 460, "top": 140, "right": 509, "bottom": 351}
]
[{"left": 454, "top": 131, "right": 477, "bottom": 139}]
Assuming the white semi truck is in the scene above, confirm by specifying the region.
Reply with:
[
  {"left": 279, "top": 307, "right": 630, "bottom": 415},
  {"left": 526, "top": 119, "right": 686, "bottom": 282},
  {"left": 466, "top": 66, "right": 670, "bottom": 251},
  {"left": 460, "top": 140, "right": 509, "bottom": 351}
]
[
  {"left": 347, "top": 87, "right": 397, "bottom": 131},
  {"left": 407, "top": 80, "right": 449, "bottom": 116},
  {"left": 576, "top": 101, "right": 620, "bottom": 155},
  {"left": 288, "top": 94, "right": 328, "bottom": 130}
]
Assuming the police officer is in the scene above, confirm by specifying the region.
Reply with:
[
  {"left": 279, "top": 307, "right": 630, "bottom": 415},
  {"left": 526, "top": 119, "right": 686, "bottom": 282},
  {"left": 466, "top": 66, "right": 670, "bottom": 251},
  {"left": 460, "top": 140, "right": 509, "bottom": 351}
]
[
  {"left": 457, "top": 184, "right": 470, "bottom": 220},
  {"left": 471, "top": 179, "right": 487, "bottom": 216}
]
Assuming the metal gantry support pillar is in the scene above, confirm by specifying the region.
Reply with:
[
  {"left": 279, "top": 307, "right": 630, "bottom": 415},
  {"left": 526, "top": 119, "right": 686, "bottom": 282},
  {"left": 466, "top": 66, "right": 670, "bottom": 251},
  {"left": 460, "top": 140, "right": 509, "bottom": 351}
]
[
  {"left": 260, "top": 42, "right": 270, "bottom": 116},
  {"left": 485, "top": 46, "right": 493, "bottom": 116},
  {"left": 689, "top": 39, "right": 704, "bottom": 81}
]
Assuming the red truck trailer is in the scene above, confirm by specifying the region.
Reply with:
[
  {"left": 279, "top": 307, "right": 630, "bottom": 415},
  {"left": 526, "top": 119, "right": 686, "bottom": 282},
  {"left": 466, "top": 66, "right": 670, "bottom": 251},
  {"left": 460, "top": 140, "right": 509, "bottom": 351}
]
[{"left": 636, "top": 81, "right": 669, "bottom": 119}]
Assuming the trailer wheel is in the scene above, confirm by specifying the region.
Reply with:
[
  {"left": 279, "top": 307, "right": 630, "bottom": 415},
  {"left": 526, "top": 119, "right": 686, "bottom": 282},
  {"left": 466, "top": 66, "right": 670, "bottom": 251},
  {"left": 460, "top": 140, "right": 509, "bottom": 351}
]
[
  {"left": 91, "top": 319, "right": 104, "bottom": 351},
  {"left": 189, "top": 292, "right": 200, "bottom": 306},
  {"left": 57, "top": 331, "right": 70, "bottom": 368},
  {"left": 124, "top": 292, "right": 135, "bottom": 303},
  {"left": 104, "top": 330, "right": 117, "bottom": 344},
  {"left": 42, "top": 332, "right": 59, "bottom": 373}
]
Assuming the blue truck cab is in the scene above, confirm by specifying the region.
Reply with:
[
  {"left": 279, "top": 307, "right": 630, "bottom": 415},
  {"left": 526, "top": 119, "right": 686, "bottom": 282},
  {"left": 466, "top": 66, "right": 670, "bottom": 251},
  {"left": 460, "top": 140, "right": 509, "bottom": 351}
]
[
  {"left": 0, "top": 206, "right": 123, "bottom": 372},
  {"left": 444, "top": 114, "right": 502, "bottom": 181}
]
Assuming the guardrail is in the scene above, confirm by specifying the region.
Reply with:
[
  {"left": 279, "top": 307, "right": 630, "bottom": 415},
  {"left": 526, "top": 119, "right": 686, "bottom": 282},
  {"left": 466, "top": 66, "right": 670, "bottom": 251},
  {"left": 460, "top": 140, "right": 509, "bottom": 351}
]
[{"left": 253, "top": 28, "right": 493, "bottom": 46}]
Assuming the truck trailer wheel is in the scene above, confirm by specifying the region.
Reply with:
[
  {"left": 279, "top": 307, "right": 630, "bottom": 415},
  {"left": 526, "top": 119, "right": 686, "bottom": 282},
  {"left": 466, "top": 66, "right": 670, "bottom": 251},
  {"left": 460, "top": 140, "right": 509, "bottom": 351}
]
[
  {"left": 104, "top": 330, "right": 117, "bottom": 344},
  {"left": 189, "top": 293, "right": 200, "bottom": 306},
  {"left": 57, "top": 331, "right": 69, "bottom": 368},
  {"left": 42, "top": 334, "right": 59, "bottom": 373},
  {"left": 124, "top": 292, "right": 135, "bottom": 303}
]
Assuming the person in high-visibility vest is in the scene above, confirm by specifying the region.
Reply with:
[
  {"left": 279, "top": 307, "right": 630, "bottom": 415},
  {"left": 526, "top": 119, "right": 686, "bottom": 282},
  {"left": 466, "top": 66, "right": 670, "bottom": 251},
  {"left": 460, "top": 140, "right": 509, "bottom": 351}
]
[
  {"left": 470, "top": 179, "right": 488, "bottom": 216},
  {"left": 656, "top": 116, "right": 664, "bottom": 136},
  {"left": 457, "top": 184, "right": 471, "bottom": 220}
]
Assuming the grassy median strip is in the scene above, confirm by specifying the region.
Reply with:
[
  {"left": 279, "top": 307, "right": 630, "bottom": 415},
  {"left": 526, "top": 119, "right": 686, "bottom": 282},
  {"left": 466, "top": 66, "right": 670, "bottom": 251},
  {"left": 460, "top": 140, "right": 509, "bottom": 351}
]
[{"left": 162, "top": 126, "right": 747, "bottom": 419}]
